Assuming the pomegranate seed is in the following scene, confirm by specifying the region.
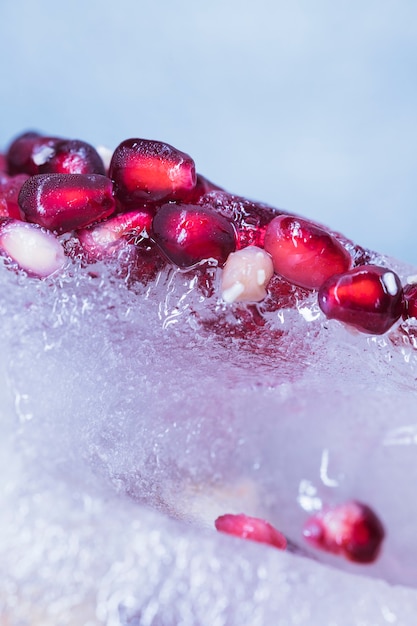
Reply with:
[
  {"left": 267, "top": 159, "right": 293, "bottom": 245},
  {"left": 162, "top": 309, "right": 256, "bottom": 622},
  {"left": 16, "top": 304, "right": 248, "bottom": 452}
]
[
  {"left": 263, "top": 215, "right": 352, "bottom": 290},
  {"left": 0, "top": 174, "right": 28, "bottom": 219},
  {"left": 37, "top": 139, "right": 106, "bottom": 175},
  {"left": 109, "top": 138, "right": 196, "bottom": 205},
  {"left": 303, "top": 501, "right": 385, "bottom": 563},
  {"left": 215, "top": 513, "right": 287, "bottom": 550},
  {"left": 198, "top": 190, "right": 280, "bottom": 249},
  {"left": 0, "top": 153, "right": 6, "bottom": 173},
  {"left": 18, "top": 173, "right": 116, "bottom": 234},
  {"left": 0, "top": 219, "right": 66, "bottom": 278},
  {"left": 402, "top": 283, "right": 417, "bottom": 320},
  {"left": 221, "top": 246, "right": 274, "bottom": 303},
  {"left": 7, "top": 132, "right": 105, "bottom": 176},
  {"left": 151, "top": 202, "right": 236, "bottom": 268},
  {"left": 318, "top": 264, "right": 403, "bottom": 334},
  {"left": 77, "top": 209, "right": 153, "bottom": 261}
]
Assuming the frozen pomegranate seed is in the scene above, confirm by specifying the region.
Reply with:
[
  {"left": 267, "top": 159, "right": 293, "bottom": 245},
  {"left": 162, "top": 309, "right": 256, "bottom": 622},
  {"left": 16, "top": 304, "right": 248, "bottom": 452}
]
[
  {"left": 215, "top": 513, "right": 287, "bottom": 550},
  {"left": 6, "top": 132, "right": 105, "bottom": 176},
  {"left": 402, "top": 282, "right": 417, "bottom": 320},
  {"left": 6, "top": 132, "right": 59, "bottom": 175},
  {"left": 221, "top": 246, "right": 274, "bottom": 303},
  {"left": 109, "top": 138, "right": 196, "bottom": 205},
  {"left": 318, "top": 264, "right": 403, "bottom": 334},
  {"left": 36, "top": 139, "right": 106, "bottom": 175},
  {"left": 199, "top": 191, "right": 279, "bottom": 249},
  {"left": 77, "top": 209, "right": 153, "bottom": 261},
  {"left": 18, "top": 173, "right": 116, "bottom": 234},
  {"left": 303, "top": 501, "right": 385, "bottom": 564},
  {"left": 0, "top": 219, "right": 66, "bottom": 278},
  {"left": 0, "top": 174, "right": 28, "bottom": 219},
  {"left": 264, "top": 215, "right": 351, "bottom": 290},
  {"left": 151, "top": 203, "right": 236, "bottom": 268}
]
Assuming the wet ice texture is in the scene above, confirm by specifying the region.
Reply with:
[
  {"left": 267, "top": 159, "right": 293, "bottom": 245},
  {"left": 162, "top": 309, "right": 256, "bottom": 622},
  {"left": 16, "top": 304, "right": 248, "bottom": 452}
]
[{"left": 1, "top": 249, "right": 417, "bottom": 625}]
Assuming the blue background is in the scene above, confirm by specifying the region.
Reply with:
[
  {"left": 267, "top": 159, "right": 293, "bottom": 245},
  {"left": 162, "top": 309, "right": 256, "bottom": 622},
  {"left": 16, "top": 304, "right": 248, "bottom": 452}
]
[{"left": 1, "top": 0, "right": 417, "bottom": 264}]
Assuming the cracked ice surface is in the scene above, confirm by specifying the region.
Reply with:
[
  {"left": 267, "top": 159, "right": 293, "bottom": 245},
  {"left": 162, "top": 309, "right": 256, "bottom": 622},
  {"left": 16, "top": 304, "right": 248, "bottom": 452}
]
[{"left": 1, "top": 250, "right": 417, "bottom": 625}]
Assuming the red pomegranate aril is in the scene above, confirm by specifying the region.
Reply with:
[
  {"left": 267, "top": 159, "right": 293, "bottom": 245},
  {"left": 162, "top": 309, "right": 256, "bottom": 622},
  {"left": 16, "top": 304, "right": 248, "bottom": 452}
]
[
  {"left": 6, "top": 132, "right": 56, "bottom": 175},
  {"left": 318, "top": 265, "right": 403, "bottom": 334},
  {"left": 215, "top": 513, "right": 287, "bottom": 550},
  {"left": 151, "top": 203, "right": 236, "bottom": 268},
  {"left": 402, "top": 283, "right": 417, "bottom": 320},
  {"left": 303, "top": 501, "right": 384, "bottom": 564},
  {"left": 0, "top": 219, "right": 66, "bottom": 278},
  {"left": 18, "top": 173, "right": 116, "bottom": 233},
  {"left": 264, "top": 215, "right": 352, "bottom": 290},
  {"left": 109, "top": 138, "right": 196, "bottom": 205},
  {"left": 77, "top": 209, "right": 153, "bottom": 261},
  {"left": 7, "top": 132, "right": 105, "bottom": 176},
  {"left": 37, "top": 139, "right": 106, "bottom": 175}
]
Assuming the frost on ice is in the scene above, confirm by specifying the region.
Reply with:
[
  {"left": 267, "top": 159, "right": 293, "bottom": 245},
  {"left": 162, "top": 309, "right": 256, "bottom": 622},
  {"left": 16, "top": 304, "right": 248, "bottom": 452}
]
[{"left": 1, "top": 246, "right": 417, "bottom": 626}]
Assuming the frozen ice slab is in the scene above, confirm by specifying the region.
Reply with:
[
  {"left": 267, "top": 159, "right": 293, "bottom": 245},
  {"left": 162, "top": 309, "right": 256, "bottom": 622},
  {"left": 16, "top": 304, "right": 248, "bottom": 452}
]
[{"left": 1, "top": 244, "right": 417, "bottom": 625}]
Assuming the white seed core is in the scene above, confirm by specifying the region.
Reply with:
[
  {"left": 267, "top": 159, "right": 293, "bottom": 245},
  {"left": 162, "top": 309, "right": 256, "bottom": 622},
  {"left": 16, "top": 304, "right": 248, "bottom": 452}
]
[
  {"left": 0, "top": 222, "right": 66, "bottom": 278},
  {"left": 221, "top": 246, "right": 274, "bottom": 303}
]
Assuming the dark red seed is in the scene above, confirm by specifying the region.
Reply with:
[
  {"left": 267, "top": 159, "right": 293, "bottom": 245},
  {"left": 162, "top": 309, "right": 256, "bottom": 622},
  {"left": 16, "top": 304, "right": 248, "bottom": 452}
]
[
  {"left": 263, "top": 215, "right": 352, "bottom": 290},
  {"left": 303, "top": 501, "right": 385, "bottom": 564},
  {"left": 6, "top": 132, "right": 55, "bottom": 176},
  {"left": 402, "top": 283, "right": 417, "bottom": 320},
  {"left": 0, "top": 174, "right": 28, "bottom": 219},
  {"left": 109, "top": 138, "right": 196, "bottom": 206},
  {"left": 318, "top": 264, "right": 403, "bottom": 334},
  {"left": 37, "top": 139, "right": 105, "bottom": 175},
  {"left": 77, "top": 209, "right": 153, "bottom": 261},
  {"left": 7, "top": 132, "right": 105, "bottom": 176},
  {"left": 151, "top": 202, "right": 236, "bottom": 268},
  {"left": 215, "top": 513, "right": 287, "bottom": 550},
  {"left": 18, "top": 173, "right": 116, "bottom": 233}
]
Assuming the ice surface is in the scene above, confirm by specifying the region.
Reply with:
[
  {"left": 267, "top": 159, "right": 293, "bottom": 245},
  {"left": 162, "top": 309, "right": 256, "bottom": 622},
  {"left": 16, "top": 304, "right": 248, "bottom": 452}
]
[{"left": 1, "top": 243, "right": 417, "bottom": 625}]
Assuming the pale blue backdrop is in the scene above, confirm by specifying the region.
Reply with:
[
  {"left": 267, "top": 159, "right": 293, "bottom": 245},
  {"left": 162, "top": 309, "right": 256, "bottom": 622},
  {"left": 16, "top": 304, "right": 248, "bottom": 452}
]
[{"left": 1, "top": 0, "right": 417, "bottom": 264}]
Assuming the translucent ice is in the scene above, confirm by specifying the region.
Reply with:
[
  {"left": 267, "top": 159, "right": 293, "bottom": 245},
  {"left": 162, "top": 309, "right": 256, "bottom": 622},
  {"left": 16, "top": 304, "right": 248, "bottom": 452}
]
[{"left": 1, "top": 242, "right": 417, "bottom": 625}]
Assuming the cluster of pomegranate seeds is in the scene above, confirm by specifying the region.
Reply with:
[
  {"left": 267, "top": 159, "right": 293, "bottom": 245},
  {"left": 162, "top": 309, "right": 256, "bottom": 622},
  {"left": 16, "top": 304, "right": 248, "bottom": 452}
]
[
  {"left": 215, "top": 513, "right": 287, "bottom": 551},
  {"left": 0, "top": 129, "right": 412, "bottom": 336},
  {"left": 303, "top": 501, "right": 385, "bottom": 564}
]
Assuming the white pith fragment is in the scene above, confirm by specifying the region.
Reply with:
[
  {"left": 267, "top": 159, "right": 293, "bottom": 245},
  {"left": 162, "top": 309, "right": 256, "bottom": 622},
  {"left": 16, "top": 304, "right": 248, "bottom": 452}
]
[
  {"left": 221, "top": 246, "right": 274, "bottom": 303},
  {"left": 0, "top": 221, "right": 66, "bottom": 278},
  {"left": 406, "top": 274, "right": 417, "bottom": 285},
  {"left": 382, "top": 271, "right": 398, "bottom": 296}
]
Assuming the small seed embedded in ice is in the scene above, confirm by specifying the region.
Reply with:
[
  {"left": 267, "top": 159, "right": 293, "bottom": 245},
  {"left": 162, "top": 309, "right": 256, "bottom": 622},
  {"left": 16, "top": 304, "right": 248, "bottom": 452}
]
[{"left": 221, "top": 246, "right": 274, "bottom": 303}]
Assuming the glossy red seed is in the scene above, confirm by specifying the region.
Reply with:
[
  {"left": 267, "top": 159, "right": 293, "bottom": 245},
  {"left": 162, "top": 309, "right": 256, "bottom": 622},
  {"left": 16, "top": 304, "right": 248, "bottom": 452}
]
[
  {"left": 402, "top": 283, "right": 417, "bottom": 320},
  {"left": 215, "top": 513, "right": 287, "bottom": 550},
  {"left": 198, "top": 190, "right": 280, "bottom": 249},
  {"left": 77, "top": 209, "right": 153, "bottom": 261},
  {"left": 151, "top": 203, "right": 236, "bottom": 268},
  {"left": 263, "top": 215, "right": 351, "bottom": 290},
  {"left": 0, "top": 219, "right": 66, "bottom": 278},
  {"left": 18, "top": 173, "right": 116, "bottom": 233},
  {"left": 109, "top": 138, "right": 196, "bottom": 206},
  {"left": 303, "top": 501, "right": 384, "bottom": 564},
  {"left": 7, "top": 132, "right": 105, "bottom": 176},
  {"left": 318, "top": 264, "right": 403, "bottom": 334},
  {"left": 6, "top": 132, "right": 55, "bottom": 175},
  {"left": 37, "top": 139, "right": 105, "bottom": 175},
  {"left": 0, "top": 174, "right": 28, "bottom": 219}
]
